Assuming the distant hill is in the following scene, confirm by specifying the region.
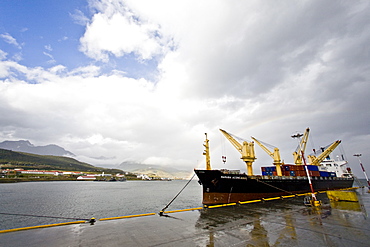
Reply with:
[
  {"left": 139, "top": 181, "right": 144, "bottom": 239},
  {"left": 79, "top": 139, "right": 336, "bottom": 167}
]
[
  {"left": 0, "top": 148, "right": 122, "bottom": 173},
  {"left": 118, "top": 161, "right": 192, "bottom": 179},
  {"left": 0, "top": 140, "right": 74, "bottom": 156}
]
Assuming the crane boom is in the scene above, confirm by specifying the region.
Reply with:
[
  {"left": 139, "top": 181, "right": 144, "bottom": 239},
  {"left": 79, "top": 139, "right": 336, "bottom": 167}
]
[
  {"left": 220, "top": 129, "right": 243, "bottom": 152},
  {"left": 251, "top": 136, "right": 283, "bottom": 176},
  {"left": 293, "top": 128, "right": 310, "bottom": 165},
  {"left": 219, "top": 129, "right": 256, "bottom": 175},
  {"left": 307, "top": 140, "right": 341, "bottom": 166}
]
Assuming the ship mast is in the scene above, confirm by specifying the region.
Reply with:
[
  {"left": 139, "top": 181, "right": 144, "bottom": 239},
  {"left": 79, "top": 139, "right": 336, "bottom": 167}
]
[{"left": 203, "top": 133, "right": 211, "bottom": 170}]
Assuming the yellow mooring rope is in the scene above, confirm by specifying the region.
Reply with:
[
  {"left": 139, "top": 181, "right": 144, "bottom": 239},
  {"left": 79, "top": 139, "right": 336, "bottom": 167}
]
[{"left": 0, "top": 221, "right": 87, "bottom": 233}]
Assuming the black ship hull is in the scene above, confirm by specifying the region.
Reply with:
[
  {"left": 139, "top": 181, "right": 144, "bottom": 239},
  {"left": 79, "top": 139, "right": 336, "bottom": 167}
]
[{"left": 194, "top": 169, "right": 354, "bottom": 205}]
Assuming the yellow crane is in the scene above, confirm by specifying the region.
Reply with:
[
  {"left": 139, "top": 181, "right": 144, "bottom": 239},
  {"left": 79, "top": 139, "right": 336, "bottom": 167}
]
[
  {"left": 307, "top": 140, "right": 341, "bottom": 166},
  {"left": 292, "top": 128, "right": 310, "bottom": 165},
  {"left": 251, "top": 136, "right": 283, "bottom": 176},
  {"left": 219, "top": 129, "right": 256, "bottom": 175}
]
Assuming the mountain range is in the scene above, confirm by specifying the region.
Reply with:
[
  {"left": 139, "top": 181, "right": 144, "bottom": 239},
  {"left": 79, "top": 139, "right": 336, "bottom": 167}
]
[
  {"left": 0, "top": 140, "right": 192, "bottom": 178},
  {"left": 0, "top": 148, "right": 123, "bottom": 173},
  {"left": 0, "top": 140, "right": 74, "bottom": 156}
]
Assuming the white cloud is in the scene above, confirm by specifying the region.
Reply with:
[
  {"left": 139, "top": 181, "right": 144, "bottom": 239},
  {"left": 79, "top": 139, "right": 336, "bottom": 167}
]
[
  {"left": 0, "top": 50, "right": 7, "bottom": 61},
  {"left": 43, "top": 52, "right": 56, "bottom": 64},
  {"left": 79, "top": 2, "right": 165, "bottom": 62},
  {"left": 0, "top": 0, "right": 370, "bottom": 177},
  {"left": 0, "top": 33, "right": 22, "bottom": 49},
  {"left": 71, "top": 9, "right": 90, "bottom": 26},
  {"left": 44, "top": 45, "right": 53, "bottom": 52}
]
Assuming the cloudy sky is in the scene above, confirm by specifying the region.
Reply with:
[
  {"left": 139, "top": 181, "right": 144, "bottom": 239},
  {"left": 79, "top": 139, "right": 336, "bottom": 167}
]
[{"left": 0, "top": 0, "right": 369, "bottom": 176}]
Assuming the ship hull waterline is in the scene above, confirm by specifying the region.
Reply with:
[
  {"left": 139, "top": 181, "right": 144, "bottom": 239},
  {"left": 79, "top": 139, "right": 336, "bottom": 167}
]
[{"left": 195, "top": 169, "right": 354, "bottom": 205}]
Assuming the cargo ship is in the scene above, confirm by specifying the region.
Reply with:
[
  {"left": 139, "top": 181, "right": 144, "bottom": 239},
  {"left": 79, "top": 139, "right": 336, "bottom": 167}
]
[{"left": 194, "top": 129, "right": 354, "bottom": 205}]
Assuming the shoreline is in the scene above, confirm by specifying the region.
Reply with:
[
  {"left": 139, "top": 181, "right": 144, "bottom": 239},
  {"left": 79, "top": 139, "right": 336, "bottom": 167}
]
[{"left": 0, "top": 178, "right": 78, "bottom": 183}]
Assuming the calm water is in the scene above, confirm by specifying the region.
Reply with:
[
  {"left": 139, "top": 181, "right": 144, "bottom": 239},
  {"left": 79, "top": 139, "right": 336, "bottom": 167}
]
[
  {"left": 1, "top": 179, "right": 370, "bottom": 246},
  {"left": 0, "top": 180, "right": 202, "bottom": 230},
  {"left": 1, "top": 179, "right": 369, "bottom": 233}
]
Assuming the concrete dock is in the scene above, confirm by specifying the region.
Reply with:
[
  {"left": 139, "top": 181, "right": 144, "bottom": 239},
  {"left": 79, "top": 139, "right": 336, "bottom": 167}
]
[{"left": 1, "top": 190, "right": 370, "bottom": 246}]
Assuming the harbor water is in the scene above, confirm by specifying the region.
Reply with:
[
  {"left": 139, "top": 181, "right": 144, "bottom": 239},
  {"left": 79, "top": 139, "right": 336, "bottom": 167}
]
[
  {"left": 0, "top": 179, "right": 202, "bottom": 230},
  {"left": 1, "top": 179, "right": 370, "bottom": 246}
]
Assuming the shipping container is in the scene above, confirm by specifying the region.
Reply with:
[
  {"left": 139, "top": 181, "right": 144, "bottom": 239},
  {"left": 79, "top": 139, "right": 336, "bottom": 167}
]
[
  {"left": 296, "top": 165, "right": 305, "bottom": 171},
  {"left": 265, "top": 167, "right": 276, "bottom": 172},
  {"left": 319, "top": 171, "right": 329, "bottom": 177},
  {"left": 308, "top": 170, "right": 320, "bottom": 177},
  {"left": 296, "top": 171, "right": 306, "bottom": 176},
  {"left": 307, "top": 165, "right": 319, "bottom": 171}
]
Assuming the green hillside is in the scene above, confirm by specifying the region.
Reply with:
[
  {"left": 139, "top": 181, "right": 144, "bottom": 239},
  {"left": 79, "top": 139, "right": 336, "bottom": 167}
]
[{"left": 0, "top": 148, "right": 122, "bottom": 173}]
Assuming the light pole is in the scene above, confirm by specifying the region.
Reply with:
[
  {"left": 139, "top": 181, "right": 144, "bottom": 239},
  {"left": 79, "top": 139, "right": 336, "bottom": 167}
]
[
  {"left": 354, "top": 154, "right": 370, "bottom": 189},
  {"left": 292, "top": 132, "right": 318, "bottom": 204}
]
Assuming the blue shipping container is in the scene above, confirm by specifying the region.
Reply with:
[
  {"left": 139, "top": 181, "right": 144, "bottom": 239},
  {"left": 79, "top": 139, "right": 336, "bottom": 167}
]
[
  {"left": 290, "top": 171, "right": 295, "bottom": 176},
  {"left": 319, "top": 171, "right": 329, "bottom": 177},
  {"left": 307, "top": 165, "right": 319, "bottom": 171},
  {"left": 265, "top": 167, "right": 276, "bottom": 172}
]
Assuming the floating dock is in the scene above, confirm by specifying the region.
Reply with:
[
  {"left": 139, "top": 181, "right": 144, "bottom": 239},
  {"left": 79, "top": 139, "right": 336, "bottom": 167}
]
[{"left": 1, "top": 188, "right": 370, "bottom": 247}]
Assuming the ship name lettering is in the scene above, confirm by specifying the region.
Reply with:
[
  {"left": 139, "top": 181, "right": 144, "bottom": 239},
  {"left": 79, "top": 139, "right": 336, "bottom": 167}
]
[{"left": 221, "top": 176, "right": 247, "bottom": 180}]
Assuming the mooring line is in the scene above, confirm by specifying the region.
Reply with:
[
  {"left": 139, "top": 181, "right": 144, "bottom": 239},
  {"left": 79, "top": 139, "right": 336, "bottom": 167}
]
[
  {"left": 256, "top": 178, "right": 294, "bottom": 194},
  {"left": 99, "top": 213, "right": 156, "bottom": 221},
  {"left": 0, "top": 212, "right": 90, "bottom": 221},
  {"left": 0, "top": 221, "right": 87, "bottom": 234},
  {"left": 159, "top": 174, "right": 196, "bottom": 216},
  {"left": 204, "top": 187, "right": 360, "bottom": 209}
]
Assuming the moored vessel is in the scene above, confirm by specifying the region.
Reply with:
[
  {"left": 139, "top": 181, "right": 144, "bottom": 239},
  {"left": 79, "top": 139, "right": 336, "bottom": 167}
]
[{"left": 194, "top": 129, "right": 354, "bottom": 205}]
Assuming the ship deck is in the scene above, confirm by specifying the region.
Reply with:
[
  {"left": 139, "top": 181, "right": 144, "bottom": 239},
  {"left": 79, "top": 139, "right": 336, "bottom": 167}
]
[{"left": 1, "top": 188, "right": 370, "bottom": 247}]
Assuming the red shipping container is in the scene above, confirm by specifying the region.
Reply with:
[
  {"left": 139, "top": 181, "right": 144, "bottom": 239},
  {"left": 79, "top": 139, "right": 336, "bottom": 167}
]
[
  {"left": 308, "top": 171, "right": 320, "bottom": 177},
  {"left": 296, "top": 165, "right": 305, "bottom": 171},
  {"left": 297, "top": 171, "right": 306, "bottom": 176}
]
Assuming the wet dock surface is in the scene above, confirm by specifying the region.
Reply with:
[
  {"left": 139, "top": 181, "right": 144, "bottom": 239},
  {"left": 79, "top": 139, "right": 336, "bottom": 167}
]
[{"left": 1, "top": 190, "right": 370, "bottom": 247}]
